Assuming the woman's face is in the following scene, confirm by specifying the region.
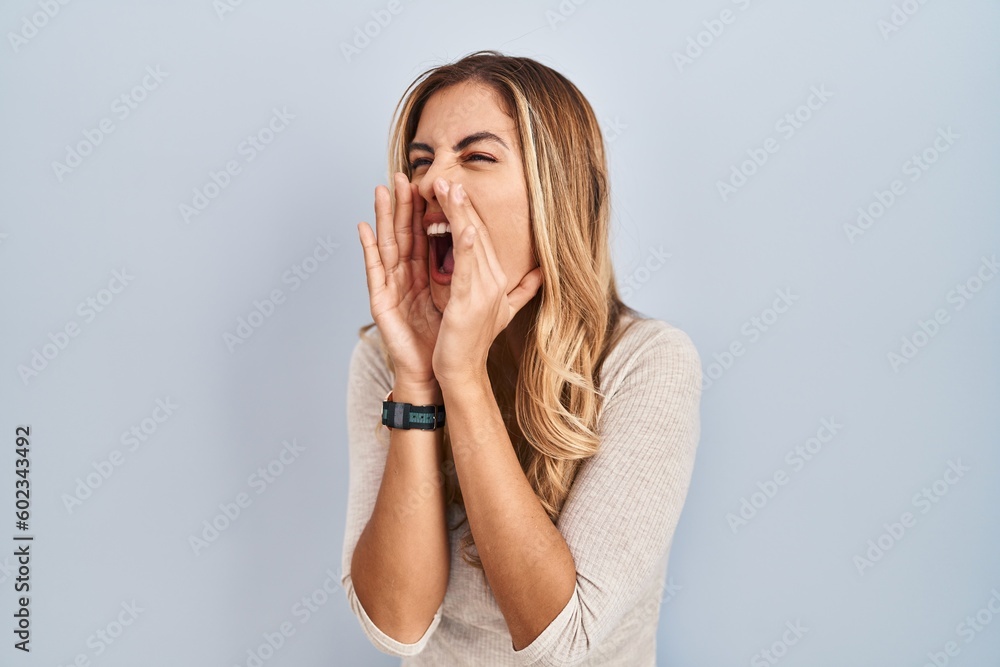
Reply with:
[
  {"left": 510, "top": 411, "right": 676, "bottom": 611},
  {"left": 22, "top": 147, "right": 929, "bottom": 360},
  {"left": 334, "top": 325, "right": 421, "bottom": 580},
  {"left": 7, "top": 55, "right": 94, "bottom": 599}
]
[{"left": 408, "top": 81, "right": 535, "bottom": 315}]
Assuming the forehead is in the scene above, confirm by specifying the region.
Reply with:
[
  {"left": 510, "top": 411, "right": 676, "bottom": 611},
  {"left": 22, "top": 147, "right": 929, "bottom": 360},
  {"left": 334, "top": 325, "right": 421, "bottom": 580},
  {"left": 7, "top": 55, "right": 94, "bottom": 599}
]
[{"left": 414, "top": 81, "right": 515, "bottom": 144}]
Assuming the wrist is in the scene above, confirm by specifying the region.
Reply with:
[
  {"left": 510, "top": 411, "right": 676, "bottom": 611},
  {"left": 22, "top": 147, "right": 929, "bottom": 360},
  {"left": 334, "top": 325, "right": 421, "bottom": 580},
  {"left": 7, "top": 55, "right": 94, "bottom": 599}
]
[
  {"left": 437, "top": 372, "right": 490, "bottom": 399},
  {"left": 391, "top": 378, "right": 443, "bottom": 405}
]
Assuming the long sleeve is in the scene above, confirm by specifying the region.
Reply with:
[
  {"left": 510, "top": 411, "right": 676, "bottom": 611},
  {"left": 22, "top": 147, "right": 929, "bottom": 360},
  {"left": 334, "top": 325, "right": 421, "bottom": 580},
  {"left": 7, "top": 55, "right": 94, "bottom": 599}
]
[
  {"left": 339, "top": 328, "right": 444, "bottom": 657},
  {"left": 510, "top": 322, "right": 703, "bottom": 667}
]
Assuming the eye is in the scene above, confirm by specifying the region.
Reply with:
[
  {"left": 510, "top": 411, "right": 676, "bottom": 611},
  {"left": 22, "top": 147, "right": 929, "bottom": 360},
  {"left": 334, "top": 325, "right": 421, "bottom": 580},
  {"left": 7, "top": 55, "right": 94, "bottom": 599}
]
[{"left": 407, "top": 154, "right": 497, "bottom": 170}]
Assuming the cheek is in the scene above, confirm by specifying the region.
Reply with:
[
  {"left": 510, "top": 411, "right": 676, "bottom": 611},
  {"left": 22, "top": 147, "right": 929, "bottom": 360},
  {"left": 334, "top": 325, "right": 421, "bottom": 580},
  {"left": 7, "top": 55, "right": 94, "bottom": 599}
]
[
  {"left": 469, "top": 185, "right": 531, "bottom": 267},
  {"left": 491, "top": 229, "right": 534, "bottom": 284}
]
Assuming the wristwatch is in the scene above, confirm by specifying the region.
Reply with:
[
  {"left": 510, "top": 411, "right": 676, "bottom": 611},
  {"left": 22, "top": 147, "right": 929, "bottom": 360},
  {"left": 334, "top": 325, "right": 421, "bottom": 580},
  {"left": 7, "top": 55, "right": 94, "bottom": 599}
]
[{"left": 381, "top": 389, "right": 446, "bottom": 430}]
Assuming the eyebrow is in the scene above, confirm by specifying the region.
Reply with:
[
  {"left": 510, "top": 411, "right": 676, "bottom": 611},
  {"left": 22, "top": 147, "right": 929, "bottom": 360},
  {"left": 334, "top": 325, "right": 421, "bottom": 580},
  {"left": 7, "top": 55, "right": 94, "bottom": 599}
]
[{"left": 407, "top": 131, "right": 509, "bottom": 155}]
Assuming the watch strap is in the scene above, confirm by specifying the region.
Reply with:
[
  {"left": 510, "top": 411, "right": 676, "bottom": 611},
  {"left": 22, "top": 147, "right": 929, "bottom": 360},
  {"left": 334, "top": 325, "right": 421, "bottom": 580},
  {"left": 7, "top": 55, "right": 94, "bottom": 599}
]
[{"left": 381, "top": 390, "right": 446, "bottom": 430}]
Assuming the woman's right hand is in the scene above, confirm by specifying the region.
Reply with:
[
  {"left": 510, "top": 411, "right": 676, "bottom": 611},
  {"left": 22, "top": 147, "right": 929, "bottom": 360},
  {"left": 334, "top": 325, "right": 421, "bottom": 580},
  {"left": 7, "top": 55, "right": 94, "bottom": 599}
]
[{"left": 357, "top": 172, "right": 442, "bottom": 386}]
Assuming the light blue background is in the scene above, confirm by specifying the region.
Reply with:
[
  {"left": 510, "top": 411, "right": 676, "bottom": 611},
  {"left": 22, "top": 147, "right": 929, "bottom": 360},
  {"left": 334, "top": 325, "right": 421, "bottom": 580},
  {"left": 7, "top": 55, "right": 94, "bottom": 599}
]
[{"left": 1, "top": 1, "right": 998, "bottom": 665}]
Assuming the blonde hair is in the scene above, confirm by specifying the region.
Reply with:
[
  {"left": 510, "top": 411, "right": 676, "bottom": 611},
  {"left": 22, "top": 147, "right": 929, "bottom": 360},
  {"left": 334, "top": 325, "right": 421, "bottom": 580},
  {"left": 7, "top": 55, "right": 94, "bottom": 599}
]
[{"left": 358, "top": 50, "right": 644, "bottom": 575}]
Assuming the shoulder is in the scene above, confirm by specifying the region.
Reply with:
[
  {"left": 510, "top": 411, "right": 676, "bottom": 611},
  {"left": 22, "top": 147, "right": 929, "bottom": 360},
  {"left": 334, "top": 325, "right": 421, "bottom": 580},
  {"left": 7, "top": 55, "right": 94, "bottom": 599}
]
[
  {"left": 618, "top": 316, "right": 699, "bottom": 357},
  {"left": 602, "top": 315, "right": 702, "bottom": 393}
]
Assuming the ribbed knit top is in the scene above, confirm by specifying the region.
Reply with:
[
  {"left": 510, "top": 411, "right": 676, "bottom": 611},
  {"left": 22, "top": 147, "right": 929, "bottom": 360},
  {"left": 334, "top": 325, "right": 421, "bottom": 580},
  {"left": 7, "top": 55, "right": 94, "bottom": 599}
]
[{"left": 341, "top": 313, "right": 703, "bottom": 666}]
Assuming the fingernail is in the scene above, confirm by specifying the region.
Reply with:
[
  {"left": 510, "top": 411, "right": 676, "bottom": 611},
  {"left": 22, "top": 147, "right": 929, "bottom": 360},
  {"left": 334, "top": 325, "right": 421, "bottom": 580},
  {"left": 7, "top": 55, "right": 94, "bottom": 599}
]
[{"left": 436, "top": 178, "right": 449, "bottom": 194}]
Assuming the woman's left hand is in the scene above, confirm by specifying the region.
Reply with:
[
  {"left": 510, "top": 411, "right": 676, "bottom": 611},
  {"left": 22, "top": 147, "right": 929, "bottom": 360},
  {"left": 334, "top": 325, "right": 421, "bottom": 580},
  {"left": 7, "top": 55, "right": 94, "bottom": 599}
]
[{"left": 430, "top": 177, "right": 543, "bottom": 388}]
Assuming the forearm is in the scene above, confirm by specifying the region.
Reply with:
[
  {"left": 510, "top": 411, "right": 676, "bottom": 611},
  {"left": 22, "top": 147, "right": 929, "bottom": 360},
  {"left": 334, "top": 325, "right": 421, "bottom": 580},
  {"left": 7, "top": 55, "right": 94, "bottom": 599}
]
[
  {"left": 351, "top": 380, "right": 450, "bottom": 643},
  {"left": 442, "top": 375, "right": 577, "bottom": 651}
]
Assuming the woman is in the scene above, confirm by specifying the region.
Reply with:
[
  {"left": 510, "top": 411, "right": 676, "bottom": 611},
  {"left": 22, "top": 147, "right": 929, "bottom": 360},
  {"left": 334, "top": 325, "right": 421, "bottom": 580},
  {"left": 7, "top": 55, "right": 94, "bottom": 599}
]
[{"left": 341, "top": 50, "right": 702, "bottom": 666}]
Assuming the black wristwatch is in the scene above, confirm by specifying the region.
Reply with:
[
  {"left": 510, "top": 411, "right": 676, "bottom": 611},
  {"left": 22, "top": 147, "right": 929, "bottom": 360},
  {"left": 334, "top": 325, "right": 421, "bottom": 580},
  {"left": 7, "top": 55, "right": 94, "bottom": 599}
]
[{"left": 381, "top": 390, "right": 446, "bottom": 430}]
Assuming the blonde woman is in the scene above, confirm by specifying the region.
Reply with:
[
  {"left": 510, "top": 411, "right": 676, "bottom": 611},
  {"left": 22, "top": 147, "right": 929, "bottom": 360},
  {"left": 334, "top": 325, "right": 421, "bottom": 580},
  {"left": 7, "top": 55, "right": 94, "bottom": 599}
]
[{"left": 342, "top": 50, "right": 702, "bottom": 666}]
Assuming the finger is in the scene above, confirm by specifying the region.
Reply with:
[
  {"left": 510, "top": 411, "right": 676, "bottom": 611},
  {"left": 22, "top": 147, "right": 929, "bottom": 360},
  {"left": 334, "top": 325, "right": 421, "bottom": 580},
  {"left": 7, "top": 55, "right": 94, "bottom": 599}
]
[
  {"left": 437, "top": 180, "right": 476, "bottom": 298},
  {"left": 358, "top": 221, "right": 386, "bottom": 297},
  {"left": 453, "top": 183, "right": 502, "bottom": 278},
  {"left": 438, "top": 179, "right": 496, "bottom": 292},
  {"left": 393, "top": 172, "right": 414, "bottom": 262},
  {"left": 451, "top": 223, "right": 478, "bottom": 301},
  {"left": 436, "top": 179, "right": 474, "bottom": 275},
  {"left": 506, "top": 267, "right": 544, "bottom": 319},
  {"left": 434, "top": 177, "right": 460, "bottom": 242},
  {"left": 410, "top": 181, "right": 428, "bottom": 266},
  {"left": 374, "top": 184, "right": 397, "bottom": 274}
]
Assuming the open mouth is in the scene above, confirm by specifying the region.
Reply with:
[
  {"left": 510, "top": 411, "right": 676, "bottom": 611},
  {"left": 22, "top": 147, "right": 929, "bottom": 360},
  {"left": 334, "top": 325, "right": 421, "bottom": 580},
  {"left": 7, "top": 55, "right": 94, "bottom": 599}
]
[{"left": 429, "top": 231, "right": 455, "bottom": 275}]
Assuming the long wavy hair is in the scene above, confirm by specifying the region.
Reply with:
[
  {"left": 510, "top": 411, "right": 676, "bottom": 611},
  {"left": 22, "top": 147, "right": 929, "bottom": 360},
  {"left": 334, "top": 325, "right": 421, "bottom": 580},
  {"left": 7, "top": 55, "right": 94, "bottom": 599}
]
[{"left": 358, "top": 50, "right": 644, "bottom": 575}]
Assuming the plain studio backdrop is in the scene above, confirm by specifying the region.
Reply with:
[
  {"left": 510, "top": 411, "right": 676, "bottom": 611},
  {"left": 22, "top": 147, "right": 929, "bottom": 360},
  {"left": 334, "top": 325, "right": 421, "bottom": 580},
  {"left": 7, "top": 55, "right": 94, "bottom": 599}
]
[{"left": 1, "top": 1, "right": 998, "bottom": 665}]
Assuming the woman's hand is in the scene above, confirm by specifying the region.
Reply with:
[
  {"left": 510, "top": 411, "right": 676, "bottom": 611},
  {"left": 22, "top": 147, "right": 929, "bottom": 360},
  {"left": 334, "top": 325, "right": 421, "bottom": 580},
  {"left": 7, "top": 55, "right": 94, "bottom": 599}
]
[
  {"left": 357, "top": 172, "right": 442, "bottom": 385},
  {"left": 429, "top": 178, "right": 543, "bottom": 388}
]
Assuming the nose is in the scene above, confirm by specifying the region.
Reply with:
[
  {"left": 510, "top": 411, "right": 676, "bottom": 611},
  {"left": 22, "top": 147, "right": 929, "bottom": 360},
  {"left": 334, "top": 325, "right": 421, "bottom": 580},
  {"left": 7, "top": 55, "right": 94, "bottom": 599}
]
[{"left": 414, "top": 159, "right": 460, "bottom": 207}]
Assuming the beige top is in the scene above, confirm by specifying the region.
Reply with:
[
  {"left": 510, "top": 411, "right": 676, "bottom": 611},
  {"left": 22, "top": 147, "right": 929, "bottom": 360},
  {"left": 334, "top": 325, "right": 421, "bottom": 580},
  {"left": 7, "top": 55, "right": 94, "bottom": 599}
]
[{"left": 340, "top": 313, "right": 702, "bottom": 666}]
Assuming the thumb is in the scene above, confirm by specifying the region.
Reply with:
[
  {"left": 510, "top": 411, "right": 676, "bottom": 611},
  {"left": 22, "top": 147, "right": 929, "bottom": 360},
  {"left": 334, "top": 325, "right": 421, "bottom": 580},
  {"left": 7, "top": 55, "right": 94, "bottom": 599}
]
[{"left": 506, "top": 267, "right": 543, "bottom": 319}]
